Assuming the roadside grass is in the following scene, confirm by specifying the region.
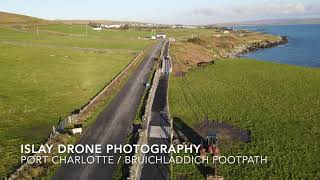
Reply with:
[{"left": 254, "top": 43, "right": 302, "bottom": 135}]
[{"left": 169, "top": 59, "right": 320, "bottom": 179}]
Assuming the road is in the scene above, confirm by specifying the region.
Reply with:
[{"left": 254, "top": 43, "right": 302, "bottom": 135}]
[
  {"left": 53, "top": 41, "right": 163, "bottom": 180},
  {"left": 140, "top": 41, "right": 171, "bottom": 180}
]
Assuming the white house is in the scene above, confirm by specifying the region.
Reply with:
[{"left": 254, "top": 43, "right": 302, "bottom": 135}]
[
  {"left": 92, "top": 27, "right": 102, "bottom": 31},
  {"left": 156, "top": 33, "right": 166, "bottom": 39},
  {"left": 101, "top": 24, "right": 124, "bottom": 29}
]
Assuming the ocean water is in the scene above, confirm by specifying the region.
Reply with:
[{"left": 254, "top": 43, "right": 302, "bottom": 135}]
[{"left": 233, "top": 24, "right": 320, "bottom": 67}]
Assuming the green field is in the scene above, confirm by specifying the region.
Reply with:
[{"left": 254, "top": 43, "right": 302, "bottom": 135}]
[
  {"left": 0, "top": 25, "right": 151, "bottom": 51},
  {"left": 169, "top": 59, "right": 320, "bottom": 179},
  {"left": 0, "top": 23, "right": 154, "bottom": 178}
]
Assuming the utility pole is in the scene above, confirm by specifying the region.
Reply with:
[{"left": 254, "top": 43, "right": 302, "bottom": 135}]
[{"left": 36, "top": 27, "right": 39, "bottom": 37}]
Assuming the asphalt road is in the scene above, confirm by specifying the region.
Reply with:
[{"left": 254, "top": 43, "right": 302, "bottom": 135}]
[
  {"left": 53, "top": 41, "right": 163, "bottom": 180},
  {"left": 140, "top": 41, "right": 171, "bottom": 180}
]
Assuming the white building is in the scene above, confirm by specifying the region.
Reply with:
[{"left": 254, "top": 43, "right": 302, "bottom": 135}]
[
  {"left": 172, "top": 25, "right": 196, "bottom": 29},
  {"left": 156, "top": 33, "right": 166, "bottom": 39},
  {"left": 101, "top": 24, "right": 124, "bottom": 29},
  {"left": 92, "top": 27, "right": 102, "bottom": 31}
]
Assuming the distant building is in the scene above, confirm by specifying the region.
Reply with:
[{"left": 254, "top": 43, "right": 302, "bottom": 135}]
[
  {"left": 223, "top": 30, "right": 230, "bottom": 34},
  {"left": 172, "top": 24, "right": 196, "bottom": 29},
  {"left": 92, "top": 26, "right": 102, "bottom": 31},
  {"left": 101, "top": 24, "right": 124, "bottom": 29},
  {"left": 151, "top": 35, "right": 156, "bottom": 40},
  {"left": 156, "top": 33, "right": 166, "bottom": 39},
  {"left": 88, "top": 22, "right": 102, "bottom": 30},
  {"left": 172, "top": 24, "right": 185, "bottom": 28}
]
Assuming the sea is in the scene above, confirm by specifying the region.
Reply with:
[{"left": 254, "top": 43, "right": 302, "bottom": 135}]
[{"left": 232, "top": 24, "right": 320, "bottom": 68}]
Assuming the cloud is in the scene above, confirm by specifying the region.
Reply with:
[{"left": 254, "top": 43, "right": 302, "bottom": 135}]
[{"left": 189, "top": 1, "right": 320, "bottom": 19}]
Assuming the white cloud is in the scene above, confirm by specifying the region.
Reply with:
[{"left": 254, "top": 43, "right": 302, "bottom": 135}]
[{"left": 189, "top": 1, "right": 320, "bottom": 19}]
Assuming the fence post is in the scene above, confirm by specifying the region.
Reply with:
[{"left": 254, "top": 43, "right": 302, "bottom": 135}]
[
  {"left": 68, "top": 116, "right": 72, "bottom": 124},
  {"left": 52, "top": 126, "right": 56, "bottom": 134}
]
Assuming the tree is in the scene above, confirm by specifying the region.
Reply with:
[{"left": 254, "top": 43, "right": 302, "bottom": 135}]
[{"left": 121, "top": 24, "right": 129, "bottom": 30}]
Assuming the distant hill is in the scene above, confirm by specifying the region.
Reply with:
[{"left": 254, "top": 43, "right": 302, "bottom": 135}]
[
  {"left": 218, "top": 18, "right": 320, "bottom": 26},
  {"left": 0, "top": 11, "right": 50, "bottom": 26},
  {"left": 55, "top": 19, "right": 146, "bottom": 25},
  {"left": 0, "top": 11, "right": 150, "bottom": 28},
  {"left": 56, "top": 20, "right": 115, "bottom": 25}
]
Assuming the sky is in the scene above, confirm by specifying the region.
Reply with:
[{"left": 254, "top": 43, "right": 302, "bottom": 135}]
[{"left": 1, "top": 0, "right": 320, "bottom": 25}]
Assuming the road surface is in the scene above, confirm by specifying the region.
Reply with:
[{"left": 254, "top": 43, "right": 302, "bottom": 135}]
[
  {"left": 53, "top": 41, "right": 163, "bottom": 180},
  {"left": 140, "top": 41, "right": 171, "bottom": 180}
]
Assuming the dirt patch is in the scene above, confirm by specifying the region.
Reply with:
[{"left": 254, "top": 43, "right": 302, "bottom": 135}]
[
  {"left": 197, "top": 61, "right": 214, "bottom": 67},
  {"left": 173, "top": 117, "right": 250, "bottom": 145},
  {"left": 193, "top": 119, "right": 251, "bottom": 144}
]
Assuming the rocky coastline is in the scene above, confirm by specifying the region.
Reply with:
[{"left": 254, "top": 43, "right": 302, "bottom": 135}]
[{"left": 230, "top": 36, "right": 288, "bottom": 57}]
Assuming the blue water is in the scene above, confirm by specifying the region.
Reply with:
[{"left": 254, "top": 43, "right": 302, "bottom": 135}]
[{"left": 232, "top": 24, "right": 320, "bottom": 67}]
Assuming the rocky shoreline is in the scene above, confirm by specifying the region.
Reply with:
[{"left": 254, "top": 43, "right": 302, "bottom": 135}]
[{"left": 230, "top": 36, "right": 288, "bottom": 57}]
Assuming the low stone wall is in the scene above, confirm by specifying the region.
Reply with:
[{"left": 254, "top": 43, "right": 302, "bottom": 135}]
[
  {"left": 128, "top": 40, "right": 172, "bottom": 180},
  {"left": 128, "top": 41, "right": 168, "bottom": 180},
  {"left": 128, "top": 69, "right": 161, "bottom": 180}
]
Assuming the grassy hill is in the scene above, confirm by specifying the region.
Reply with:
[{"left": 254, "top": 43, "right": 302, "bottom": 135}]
[
  {"left": 55, "top": 19, "right": 141, "bottom": 25},
  {"left": 0, "top": 11, "right": 50, "bottom": 26}
]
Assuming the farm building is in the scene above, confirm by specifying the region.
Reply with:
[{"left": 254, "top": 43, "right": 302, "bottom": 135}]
[
  {"left": 92, "top": 26, "right": 102, "bottom": 31},
  {"left": 156, "top": 33, "right": 166, "bottom": 39},
  {"left": 101, "top": 24, "right": 124, "bottom": 29}
]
